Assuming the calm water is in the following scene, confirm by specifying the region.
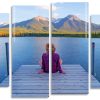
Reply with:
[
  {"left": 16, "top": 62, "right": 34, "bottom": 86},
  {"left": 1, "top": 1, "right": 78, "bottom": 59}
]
[
  {"left": 12, "top": 37, "right": 49, "bottom": 72},
  {"left": 92, "top": 38, "right": 100, "bottom": 82},
  {"left": 0, "top": 38, "right": 9, "bottom": 83},
  {"left": 52, "top": 37, "right": 88, "bottom": 71},
  {"left": 12, "top": 37, "right": 88, "bottom": 73}
]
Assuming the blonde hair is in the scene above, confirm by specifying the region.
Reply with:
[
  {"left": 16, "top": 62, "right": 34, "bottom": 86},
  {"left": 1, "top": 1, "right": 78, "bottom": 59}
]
[{"left": 45, "top": 43, "right": 56, "bottom": 53}]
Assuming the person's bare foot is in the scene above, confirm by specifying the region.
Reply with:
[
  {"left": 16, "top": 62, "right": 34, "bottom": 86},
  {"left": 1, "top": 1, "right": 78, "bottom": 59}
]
[
  {"left": 60, "top": 71, "right": 66, "bottom": 74},
  {"left": 62, "top": 71, "right": 66, "bottom": 74},
  {"left": 38, "top": 69, "right": 44, "bottom": 74}
]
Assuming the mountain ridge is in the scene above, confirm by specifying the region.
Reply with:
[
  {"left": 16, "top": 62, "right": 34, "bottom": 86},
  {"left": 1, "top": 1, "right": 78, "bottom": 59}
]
[{"left": 0, "top": 15, "right": 100, "bottom": 37}]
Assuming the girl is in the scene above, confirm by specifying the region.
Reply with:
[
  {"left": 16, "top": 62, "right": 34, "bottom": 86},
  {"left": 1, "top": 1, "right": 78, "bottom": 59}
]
[{"left": 38, "top": 43, "right": 65, "bottom": 74}]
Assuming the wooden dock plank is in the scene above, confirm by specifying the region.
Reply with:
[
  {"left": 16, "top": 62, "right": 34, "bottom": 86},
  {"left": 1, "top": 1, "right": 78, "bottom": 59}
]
[
  {"left": 52, "top": 90, "right": 88, "bottom": 94},
  {"left": 12, "top": 94, "right": 48, "bottom": 98},
  {"left": 12, "top": 65, "right": 49, "bottom": 98}
]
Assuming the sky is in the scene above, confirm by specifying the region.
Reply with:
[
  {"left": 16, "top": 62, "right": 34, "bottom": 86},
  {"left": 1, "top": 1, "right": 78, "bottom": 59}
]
[
  {"left": 91, "top": 15, "right": 100, "bottom": 24},
  {"left": 0, "top": 13, "right": 9, "bottom": 23},
  {"left": 52, "top": 2, "right": 88, "bottom": 22},
  {"left": 12, "top": 6, "right": 49, "bottom": 23}
]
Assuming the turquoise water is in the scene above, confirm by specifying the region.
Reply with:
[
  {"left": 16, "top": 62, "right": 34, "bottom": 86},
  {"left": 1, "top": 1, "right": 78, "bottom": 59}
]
[
  {"left": 0, "top": 38, "right": 9, "bottom": 83},
  {"left": 12, "top": 37, "right": 88, "bottom": 73},
  {"left": 92, "top": 39, "right": 100, "bottom": 82}
]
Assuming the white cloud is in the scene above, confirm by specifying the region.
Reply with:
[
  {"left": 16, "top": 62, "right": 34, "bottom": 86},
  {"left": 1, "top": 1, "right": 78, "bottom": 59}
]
[
  {"left": 52, "top": 13, "right": 59, "bottom": 18},
  {"left": 75, "top": 14, "right": 81, "bottom": 18},
  {"left": 52, "top": 5, "right": 58, "bottom": 11},
  {"left": 37, "top": 5, "right": 49, "bottom": 10},
  {"left": 36, "top": 5, "right": 58, "bottom": 11}
]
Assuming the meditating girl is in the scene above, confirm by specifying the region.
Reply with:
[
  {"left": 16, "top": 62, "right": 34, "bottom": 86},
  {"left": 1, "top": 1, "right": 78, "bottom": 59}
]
[{"left": 38, "top": 43, "right": 65, "bottom": 74}]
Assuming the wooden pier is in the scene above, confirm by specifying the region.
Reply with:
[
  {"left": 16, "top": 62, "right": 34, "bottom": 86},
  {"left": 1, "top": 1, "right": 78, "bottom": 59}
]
[{"left": 12, "top": 64, "right": 100, "bottom": 97}]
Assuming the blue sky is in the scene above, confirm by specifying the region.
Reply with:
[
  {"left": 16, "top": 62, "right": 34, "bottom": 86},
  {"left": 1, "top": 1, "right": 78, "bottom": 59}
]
[
  {"left": 52, "top": 2, "right": 88, "bottom": 21},
  {"left": 12, "top": 6, "right": 49, "bottom": 23},
  {"left": 91, "top": 15, "right": 100, "bottom": 24},
  {"left": 0, "top": 13, "right": 9, "bottom": 23}
]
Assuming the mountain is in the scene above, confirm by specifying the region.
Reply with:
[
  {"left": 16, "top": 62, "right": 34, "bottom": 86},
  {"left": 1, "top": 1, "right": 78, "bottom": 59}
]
[
  {"left": 91, "top": 23, "right": 100, "bottom": 32},
  {"left": 12, "top": 16, "right": 49, "bottom": 33},
  {"left": 0, "top": 22, "right": 8, "bottom": 28},
  {"left": 2, "top": 15, "right": 89, "bottom": 33},
  {"left": 52, "top": 15, "right": 88, "bottom": 32}
]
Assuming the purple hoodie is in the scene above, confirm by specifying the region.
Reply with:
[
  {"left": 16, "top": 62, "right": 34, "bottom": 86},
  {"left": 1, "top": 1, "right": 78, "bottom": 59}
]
[{"left": 42, "top": 52, "right": 63, "bottom": 73}]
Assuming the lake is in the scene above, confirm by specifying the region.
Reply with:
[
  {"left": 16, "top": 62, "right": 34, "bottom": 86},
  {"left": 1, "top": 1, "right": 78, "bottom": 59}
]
[
  {"left": 0, "top": 38, "right": 9, "bottom": 83},
  {"left": 92, "top": 38, "right": 100, "bottom": 82},
  {"left": 12, "top": 37, "right": 88, "bottom": 73}
]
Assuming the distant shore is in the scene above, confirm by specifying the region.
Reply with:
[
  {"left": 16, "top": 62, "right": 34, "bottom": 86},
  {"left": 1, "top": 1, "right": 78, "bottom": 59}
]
[
  {"left": 92, "top": 33, "right": 100, "bottom": 38},
  {"left": 0, "top": 33, "right": 89, "bottom": 37},
  {"left": 11, "top": 33, "right": 88, "bottom": 38}
]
